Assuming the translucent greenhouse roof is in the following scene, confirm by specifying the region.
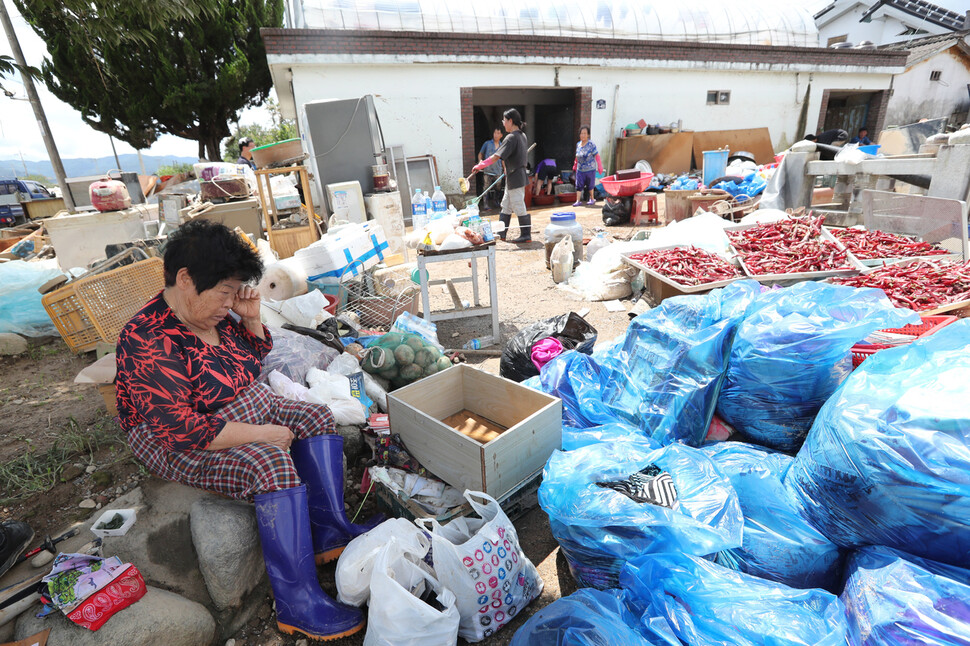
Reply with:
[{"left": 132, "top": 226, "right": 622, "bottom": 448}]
[{"left": 289, "top": 0, "right": 821, "bottom": 47}]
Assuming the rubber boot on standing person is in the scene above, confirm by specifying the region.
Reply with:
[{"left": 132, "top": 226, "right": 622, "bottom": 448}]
[
  {"left": 471, "top": 108, "right": 532, "bottom": 244},
  {"left": 0, "top": 520, "right": 34, "bottom": 577}
]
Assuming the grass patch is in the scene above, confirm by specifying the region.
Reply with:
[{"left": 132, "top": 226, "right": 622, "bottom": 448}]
[{"left": 0, "top": 413, "right": 132, "bottom": 505}]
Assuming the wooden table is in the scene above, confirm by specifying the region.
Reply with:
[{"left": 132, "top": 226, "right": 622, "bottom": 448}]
[{"left": 417, "top": 243, "right": 500, "bottom": 343}]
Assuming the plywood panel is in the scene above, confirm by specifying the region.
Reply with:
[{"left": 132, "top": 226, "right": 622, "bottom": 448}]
[
  {"left": 691, "top": 128, "right": 775, "bottom": 166},
  {"left": 484, "top": 401, "right": 562, "bottom": 497},
  {"left": 461, "top": 365, "right": 559, "bottom": 429},
  {"left": 391, "top": 365, "right": 465, "bottom": 420},
  {"left": 387, "top": 393, "right": 485, "bottom": 492},
  {"left": 615, "top": 133, "right": 694, "bottom": 175}
]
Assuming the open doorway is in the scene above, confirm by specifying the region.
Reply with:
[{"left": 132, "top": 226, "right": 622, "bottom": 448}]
[
  {"left": 465, "top": 87, "right": 587, "bottom": 197},
  {"left": 818, "top": 90, "right": 889, "bottom": 138}
]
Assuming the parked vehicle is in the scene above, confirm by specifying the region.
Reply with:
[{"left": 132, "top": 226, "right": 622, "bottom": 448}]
[{"left": 0, "top": 178, "right": 54, "bottom": 226}]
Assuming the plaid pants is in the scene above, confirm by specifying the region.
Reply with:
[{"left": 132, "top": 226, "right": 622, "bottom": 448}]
[{"left": 128, "top": 382, "right": 336, "bottom": 500}]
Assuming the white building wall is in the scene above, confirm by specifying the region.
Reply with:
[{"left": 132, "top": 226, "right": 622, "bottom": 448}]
[
  {"left": 817, "top": 5, "right": 949, "bottom": 46},
  {"left": 887, "top": 51, "right": 970, "bottom": 126},
  {"left": 286, "top": 61, "right": 891, "bottom": 195}
]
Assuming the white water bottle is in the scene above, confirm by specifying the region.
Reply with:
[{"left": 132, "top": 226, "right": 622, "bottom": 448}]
[
  {"left": 424, "top": 191, "right": 433, "bottom": 219},
  {"left": 411, "top": 189, "right": 427, "bottom": 229},
  {"left": 431, "top": 185, "right": 447, "bottom": 217}
]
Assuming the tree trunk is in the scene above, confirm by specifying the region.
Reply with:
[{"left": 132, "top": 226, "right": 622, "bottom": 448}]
[{"left": 197, "top": 140, "right": 206, "bottom": 161}]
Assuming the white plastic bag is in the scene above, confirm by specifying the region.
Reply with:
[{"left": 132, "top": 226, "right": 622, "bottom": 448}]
[
  {"left": 550, "top": 237, "right": 574, "bottom": 284},
  {"left": 279, "top": 289, "right": 333, "bottom": 328},
  {"left": 415, "top": 491, "right": 543, "bottom": 642},
  {"left": 336, "top": 518, "right": 430, "bottom": 607},
  {"left": 305, "top": 368, "right": 366, "bottom": 425},
  {"left": 363, "top": 539, "right": 460, "bottom": 646}
]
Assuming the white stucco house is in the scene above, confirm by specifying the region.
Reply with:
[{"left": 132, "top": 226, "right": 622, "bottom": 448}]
[
  {"left": 263, "top": 0, "right": 908, "bottom": 200},
  {"left": 881, "top": 30, "right": 970, "bottom": 126},
  {"left": 814, "top": 0, "right": 969, "bottom": 47}
]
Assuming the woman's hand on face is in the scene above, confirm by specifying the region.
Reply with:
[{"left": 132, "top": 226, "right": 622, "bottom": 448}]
[
  {"left": 260, "top": 424, "right": 295, "bottom": 449},
  {"left": 231, "top": 285, "right": 261, "bottom": 321}
]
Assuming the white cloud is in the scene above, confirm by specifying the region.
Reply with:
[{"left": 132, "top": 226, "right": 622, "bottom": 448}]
[{"left": 0, "top": 3, "right": 272, "bottom": 162}]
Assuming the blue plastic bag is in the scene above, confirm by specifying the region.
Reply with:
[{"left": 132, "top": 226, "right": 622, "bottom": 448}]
[
  {"left": 668, "top": 176, "right": 700, "bottom": 191},
  {"left": 562, "top": 422, "right": 659, "bottom": 452},
  {"left": 702, "top": 442, "right": 844, "bottom": 591},
  {"left": 716, "top": 282, "right": 918, "bottom": 452},
  {"left": 509, "top": 588, "right": 678, "bottom": 646},
  {"left": 536, "top": 281, "right": 762, "bottom": 445},
  {"left": 539, "top": 442, "right": 742, "bottom": 589},
  {"left": 0, "top": 259, "right": 62, "bottom": 337},
  {"left": 842, "top": 546, "right": 970, "bottom": 645},
  {"left": 620, "top": 552, "right": 854, "bottom": 646},
  {"left": 786, "top": 320, "right": 970, "bottom": 568}
]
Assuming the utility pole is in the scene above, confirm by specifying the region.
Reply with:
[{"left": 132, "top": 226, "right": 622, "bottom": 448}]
[
  {"left": 0, "top": 0, "right": 75, "bottom": 210},
  {"left": 108, "top": 135, "right": 122, "bottom": 170}
]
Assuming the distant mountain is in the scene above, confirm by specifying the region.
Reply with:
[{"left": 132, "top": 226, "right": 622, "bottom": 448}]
[{"left": 0, "top": 154, "right": 200, "bottom": 182}]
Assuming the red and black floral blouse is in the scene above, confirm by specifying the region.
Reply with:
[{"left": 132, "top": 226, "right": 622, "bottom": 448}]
[{"left": 116, "top": 292, "right": 273, "bottom": 451}]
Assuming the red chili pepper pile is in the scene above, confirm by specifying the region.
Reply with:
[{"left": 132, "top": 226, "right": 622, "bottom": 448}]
[
  {"left": 628, "top": 246, "right": 741, "bottom": 286},
  {"left": 727, "top": 216, "right": 852, "bottom": 275},
  {"left": 832, "top": 260, "right": 970, "bottom": 310},
  {"left": 829, "top": 228, "right": 949, "bottom": 260}
]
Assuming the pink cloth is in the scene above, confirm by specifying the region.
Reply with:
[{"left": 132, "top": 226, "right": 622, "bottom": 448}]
[{"left": 531, "top": 337, "right": 565, "bottom": 372}]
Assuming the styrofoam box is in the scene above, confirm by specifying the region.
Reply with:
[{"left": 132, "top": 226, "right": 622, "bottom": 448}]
[
  {"left": 387, "top": 364, "right": 562, "bottom": 499},
  {"left": 45, "top": 209, "right": 148, "bottom": 270},
  {"left": 91, "top": 508, "right": 137, "bottom": 538},
  {"left": 295, "top": 221, "right": 389, "bottom": 282}
]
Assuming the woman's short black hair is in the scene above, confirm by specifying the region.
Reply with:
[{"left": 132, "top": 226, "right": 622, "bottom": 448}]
[
  {"left": 503, "top": 108, "right": 526, "bottom": 131},
  {"left": 163, "top": 219, "right": 263, "bottom": 292}
]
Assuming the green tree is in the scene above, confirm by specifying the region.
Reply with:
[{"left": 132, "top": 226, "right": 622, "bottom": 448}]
[
  {"left": 15, "top": 0, "right": 284, "bottom": 160},
  {"left": 0, "top": 54, "right": 38, "bottom": 94},
  {"left": 222, "top": 98, "right": 297, "bottom": 162}
]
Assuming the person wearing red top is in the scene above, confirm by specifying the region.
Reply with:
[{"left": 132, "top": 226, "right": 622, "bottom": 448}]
[{"left": 115, "top": 220, "right": 372, "bottom": 641}]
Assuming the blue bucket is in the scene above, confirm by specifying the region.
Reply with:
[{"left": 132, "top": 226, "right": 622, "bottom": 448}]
[
  {"left": 702, "top": 150, "right": 729, "bottom": 187},
  {"left": 858, "top": 144, "right": 881, "bottom": 155}
]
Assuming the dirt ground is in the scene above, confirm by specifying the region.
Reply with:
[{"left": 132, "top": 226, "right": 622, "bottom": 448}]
[{"left": 0, "top": 199, "right": 657, "bottom": 645}]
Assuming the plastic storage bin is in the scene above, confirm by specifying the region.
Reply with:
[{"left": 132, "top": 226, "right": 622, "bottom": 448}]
[
  {"left": 544, "top": 212, "right": 584, "bottom": 269},
  {"left": 91, "top": 508, "right": 137, "bottom": 538}
]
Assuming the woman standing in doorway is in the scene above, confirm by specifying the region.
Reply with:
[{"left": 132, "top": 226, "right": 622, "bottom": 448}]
[
  {"left": 572, "top": 126, "right": 604, "bottom": 206},
  {"left": 472, "top": 108, "right": 532, "bottom": 243}
]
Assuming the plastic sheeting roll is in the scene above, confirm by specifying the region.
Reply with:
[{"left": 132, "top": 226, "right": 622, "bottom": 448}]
[{"left": 258, "top": 258, "right": 308, "bottom": 301}]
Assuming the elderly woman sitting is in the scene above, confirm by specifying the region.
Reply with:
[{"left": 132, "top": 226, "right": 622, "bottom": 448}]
[{"left": 116, "top": 220, "right": 374, "bottom": 641}]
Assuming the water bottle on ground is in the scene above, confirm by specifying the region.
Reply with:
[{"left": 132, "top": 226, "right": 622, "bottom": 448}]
[
  {"left": 411, "top": 188, "right": 427, "bottom": 229},
  {"left": 586, "top": 231, "right": 611, "bottom": 262},
  {"left": 432, "top": 186, "right": 448, "bottom": 218},
  {"left": 463, "top": 337, "right": 492, "bottom": 350}
]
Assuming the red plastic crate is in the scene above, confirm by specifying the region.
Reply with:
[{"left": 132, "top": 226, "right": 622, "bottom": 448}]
[{"left": 850, "top": 315, "right": 958, "bottom": 368}]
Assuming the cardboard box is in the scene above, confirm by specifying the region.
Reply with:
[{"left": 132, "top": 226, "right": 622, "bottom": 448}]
[{"left": 387, "top": 365, "right": 562, "bottom": 499}]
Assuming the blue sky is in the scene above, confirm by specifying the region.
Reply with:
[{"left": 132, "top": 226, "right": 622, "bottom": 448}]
[{"left": 0, "top": 2, "right": 272, "bottom": 162}]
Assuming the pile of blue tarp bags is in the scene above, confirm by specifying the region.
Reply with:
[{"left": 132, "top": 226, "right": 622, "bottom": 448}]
[{"left": 511, "top": 279, "right": 970, "bottom": 645}]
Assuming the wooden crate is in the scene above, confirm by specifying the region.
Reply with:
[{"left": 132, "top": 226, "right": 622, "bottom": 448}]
[
  {"left": 269, "top": 225, "right": 316, "bottom": 259},
  {"left": 387, "top": 364, "right": 562, "bottom": 499}
]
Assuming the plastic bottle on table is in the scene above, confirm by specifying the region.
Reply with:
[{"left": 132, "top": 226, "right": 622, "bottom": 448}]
[
  {"left": 424, "top": 191, "right": 434, "bottom": 219},
  {"left": 411, "top": 188, "right": 427, "bottom": 229},
  {"left": 431, "top": 186, "right": 448, "bottom": 217}
]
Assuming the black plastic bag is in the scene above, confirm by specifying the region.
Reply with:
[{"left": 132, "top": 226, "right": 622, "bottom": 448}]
[
  {"left": 500, "top": 312, "right": 597, "bottom": 382},
  {"left": 602, "top": 197, "right": 632, "bottom": 226}
]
